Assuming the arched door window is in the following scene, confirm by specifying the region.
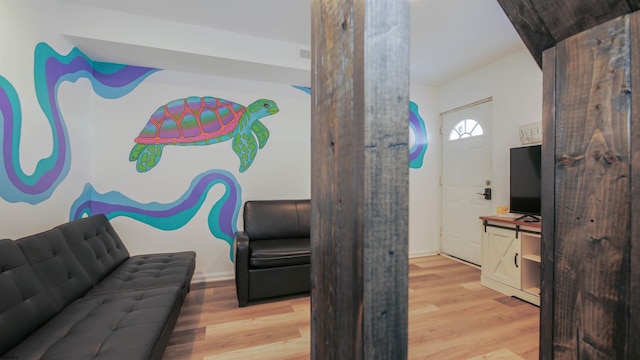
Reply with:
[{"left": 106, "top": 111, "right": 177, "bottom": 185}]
[{"left": 448, "top": 119, "right": 484, "bottom": 140}]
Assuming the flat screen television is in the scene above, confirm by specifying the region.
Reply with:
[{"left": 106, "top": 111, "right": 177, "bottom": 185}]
[{"left": 510, "top": 144, "right": 542, "bottom": 222}]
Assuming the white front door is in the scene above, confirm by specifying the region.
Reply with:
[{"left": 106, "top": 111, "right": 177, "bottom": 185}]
[{"left": 441, "top": 99, "right": 493, "bottom": 265}]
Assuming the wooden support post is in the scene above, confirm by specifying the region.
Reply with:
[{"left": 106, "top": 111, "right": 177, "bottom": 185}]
[
  {"left": 541, "top": 13, "right": 638, "bottom": 359},
  {"left": 628, "top": 11, "right": 640, "bottom": 360},
  {"left": 310, "top": 0, "right": 409, "bottom": 359},
  {"left": 498, "top": 2, "right": 640, "bottom": 357},
  {"left": 539, "top": 46, "right": 556, "bottom": 360}
]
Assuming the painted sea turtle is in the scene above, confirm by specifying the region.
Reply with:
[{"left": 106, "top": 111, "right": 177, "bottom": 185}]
[{"left": 130, "top": 96, "right": 279, "bottom": 172}]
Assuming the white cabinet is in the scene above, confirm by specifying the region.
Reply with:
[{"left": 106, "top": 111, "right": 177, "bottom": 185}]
[
  {"left": 483, "top": 226, "right": 521, "bottom": 289},
  {"left": 480, "top": 216, "right": 540, "bottom": 306}
]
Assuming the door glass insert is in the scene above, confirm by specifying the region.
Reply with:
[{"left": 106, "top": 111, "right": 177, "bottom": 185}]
[{"left": 449, "top": 119, "right": 484, "bottom": 140}]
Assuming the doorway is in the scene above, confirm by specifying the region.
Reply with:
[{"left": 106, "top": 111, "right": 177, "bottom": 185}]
[{"left": 440, "top": 98, "right": 493, "bottom": 265}]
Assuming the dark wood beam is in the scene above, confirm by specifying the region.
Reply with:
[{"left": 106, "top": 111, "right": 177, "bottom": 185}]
[
  {"left": 540, "top": 13, "right": 637, "bottom": 359},
  {"left": 539, "top": 46, "right": 556, "bottom": 360},
  {"left": 499, "top": 1, "right": 640, "bottom": 357},
  {"left": 629, "top": 11, "right": 640, "bottom": 360},
  {"left": 310, "top": 0, "right": 409, "bottom": 359},
  {"left": 497, "top": 0, "right": 640, "bottom": 67},
  {"left": 495, "top": 0, "right": 555, "bottom": 67}
]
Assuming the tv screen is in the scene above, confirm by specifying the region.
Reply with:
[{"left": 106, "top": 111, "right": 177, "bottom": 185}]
[{"left": 510, "top": 145, "right": 542, "bottom": 218}]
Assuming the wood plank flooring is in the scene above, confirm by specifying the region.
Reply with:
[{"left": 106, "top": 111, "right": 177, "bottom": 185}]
[{"left": 163, "top": 255, "right": 539, "bottom": 359}]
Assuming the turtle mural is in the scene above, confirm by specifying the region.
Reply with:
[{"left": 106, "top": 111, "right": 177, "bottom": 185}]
[{"left": 130, "top": 96, "right": 279, "bottom": 172}]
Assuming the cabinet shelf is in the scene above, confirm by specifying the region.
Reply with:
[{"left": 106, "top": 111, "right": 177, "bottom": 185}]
[
  {"left": 522, "top": 254, "right": 541, "bottom": 263},
  {"left": 524, "top": 287, "right": 540, "bottom": 296}
]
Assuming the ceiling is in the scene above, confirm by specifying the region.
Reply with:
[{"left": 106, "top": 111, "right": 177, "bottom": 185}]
[{"left": 58, "top": 0, "right": 526, "bottom": 87}]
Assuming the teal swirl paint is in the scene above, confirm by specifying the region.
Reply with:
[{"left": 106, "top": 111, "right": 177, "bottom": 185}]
[
  {"left": 0, "top": 42, "right": 157, "bottom": 203},
  {"left": 70, "top": 169, "right": 242, "bottom": 261}
]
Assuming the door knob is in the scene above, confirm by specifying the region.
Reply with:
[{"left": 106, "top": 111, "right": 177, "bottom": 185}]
[{"left": 477, "top": 188, "right": 491, "bottom": 200}]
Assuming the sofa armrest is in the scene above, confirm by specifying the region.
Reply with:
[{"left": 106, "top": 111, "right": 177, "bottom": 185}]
[{"left": 233, "top": 231, "right": 250, "bottom": 306}]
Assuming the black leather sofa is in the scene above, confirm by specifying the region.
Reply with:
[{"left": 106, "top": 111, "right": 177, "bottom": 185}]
[
  {"left": 234, "top": 199, "right": 311, "bottom": 306},
  {"left": 0, "top": 214, "right": 195, "bottom": 360}
]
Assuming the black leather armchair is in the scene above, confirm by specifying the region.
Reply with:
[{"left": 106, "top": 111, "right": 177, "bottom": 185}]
[{"left": 234, "top": 199, "right": 311, "bottom": 306}]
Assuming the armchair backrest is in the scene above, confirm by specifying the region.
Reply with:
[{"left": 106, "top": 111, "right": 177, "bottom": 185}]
[{"left": 243, "top": 199, "right": 310, "bottom": 240}]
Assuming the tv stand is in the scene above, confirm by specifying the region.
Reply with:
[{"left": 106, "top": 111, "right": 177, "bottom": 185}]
[
  {"left": 514, "top": 214, "right": 540, "bottom": 222},
  {"left": 479, "top": 216, "right": 541, "bottom": 306}
]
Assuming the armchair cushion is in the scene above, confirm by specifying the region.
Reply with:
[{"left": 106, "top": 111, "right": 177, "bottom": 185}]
[{"left": 250, "top": 238, "right": 310, "bottom": 269}]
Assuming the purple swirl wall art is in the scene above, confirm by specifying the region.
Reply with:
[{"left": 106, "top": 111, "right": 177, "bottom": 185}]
[
  {"left": 70, "top": 169, "right": 242, "bottom": 260},
  {"left": 0, "top": 42, "right": 158, "bottom": 204}
]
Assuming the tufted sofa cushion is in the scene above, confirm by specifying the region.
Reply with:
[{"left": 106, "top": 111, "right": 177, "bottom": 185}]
[
  {"left": 17, "top": 228, "right": 93, "bottom": 308},
  {"left": 0, "top": 239, "right": 61, "bottom": 355},
  {"left": 3, "top": 286, "right": 183, "bottom": 360},
  {"left": 87, "top": 252, "right": 196, "bottom": 296},
  {"left": 56, "top": 214, "right": 130, "bottom": 285}
]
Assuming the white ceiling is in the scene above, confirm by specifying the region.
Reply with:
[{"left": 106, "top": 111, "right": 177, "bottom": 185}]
[{"left": 58, "top": 0, "right": 526, "bottom": 86}]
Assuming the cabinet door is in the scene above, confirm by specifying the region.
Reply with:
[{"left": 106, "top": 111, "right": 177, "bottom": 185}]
[{"left": 483, "top": 226, "right": 521, "bottom": 289}]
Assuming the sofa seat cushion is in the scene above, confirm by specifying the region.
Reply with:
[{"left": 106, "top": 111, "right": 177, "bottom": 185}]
[
  {"left": 250, "top": 238, "right": 310, "bottom": 269},
  {"left": 3, "top": 286, "right": 183, "bottom": 360},
  {"left": 86, "top": 251, "right": 196, "bottom": 296}
]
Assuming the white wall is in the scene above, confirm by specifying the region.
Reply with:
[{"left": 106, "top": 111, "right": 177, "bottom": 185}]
[
  {"left": 58, "top": 2, "right": 310, "bottom": 86},
  {"left": 0, "top": 0, "right": 93, "bottom": 236},
  {"left": 437, "top": 49, "right": 543, "bottom": 213},
  {"left": 409, "top": 84, "right": 440, "bottom": 257}
]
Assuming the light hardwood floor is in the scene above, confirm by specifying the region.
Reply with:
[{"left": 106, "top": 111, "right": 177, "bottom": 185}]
[{"left": 163, "top": 255, "right": 539, "bottom": 359}]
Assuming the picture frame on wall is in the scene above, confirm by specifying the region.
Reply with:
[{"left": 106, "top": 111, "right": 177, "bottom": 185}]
[{"left": 519, "top": 121, "right": 542, "bottom": 145}]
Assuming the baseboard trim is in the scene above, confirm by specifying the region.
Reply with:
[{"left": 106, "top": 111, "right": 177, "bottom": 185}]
[
  {"left": 409, "top": 250, "right": 439, "bottom": 258},
  {"left": 439, "top": 253, "right": 481, "bottom": 269},
  {"left": 191, "top": 271, "right": 234, "bottom": 286},
  {"left": 192, "top": 251, "right": 440, "bottom": 286}
]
